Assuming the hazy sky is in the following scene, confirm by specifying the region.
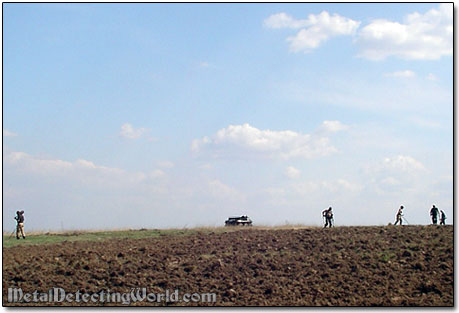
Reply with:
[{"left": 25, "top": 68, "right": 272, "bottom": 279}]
[{"left": 3, "top": 3, "right": 452, "bottom": 231}]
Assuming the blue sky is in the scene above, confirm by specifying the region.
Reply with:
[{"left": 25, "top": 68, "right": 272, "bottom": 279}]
[{"left": 3, "top": 3, "right": 452, "bottom": 230}]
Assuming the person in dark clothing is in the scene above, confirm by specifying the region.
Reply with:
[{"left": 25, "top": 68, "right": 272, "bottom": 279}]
[
  {"left": 394, "top": 205, "right": 404, "bottom": 225},
  {"left": 440, "top": 210, "right": 446, "bottom": 225},
  {"left": 430, "top": 205, "right": 439, "bottom": 225},
  {"left": 322, "top": 207, "right": 334, "bottom": 228},
  {"left": 14, "top": 210, "right": 25, "bottom": 239}
]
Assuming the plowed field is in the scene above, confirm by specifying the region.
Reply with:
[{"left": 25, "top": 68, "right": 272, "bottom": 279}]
[{"left": 3, "top": 226, "right": 453, "bottom": 306}]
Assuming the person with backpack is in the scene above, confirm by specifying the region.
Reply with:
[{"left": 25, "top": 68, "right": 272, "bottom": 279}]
[
  {"left": 430, "top": 205, "right": 440, "bottom": 225},
  {"left": 322, "top": 207, "right": 334, "bottom": 228},
  {"left": 14, "top": 210, "right": 26, "bottom": 239},
  {"left": 394, "top": 205, "right": 404, "bottom": 225}
]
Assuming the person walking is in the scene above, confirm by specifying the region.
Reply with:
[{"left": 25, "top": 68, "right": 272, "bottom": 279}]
[
  {"left": 322, "top": 207, "right": 334, "bottom": 228},
  {"left": 394, "top": 205, "right": 404, "bottom": 225},
  {"left": 14, "top": 210, "right": 26, "bottom": 239},
  {"left": 440, "top": 210, "right": 446, "bottom": 225},
  {"left": 430, "top": 205, "right": 440, "bottom": 225}
]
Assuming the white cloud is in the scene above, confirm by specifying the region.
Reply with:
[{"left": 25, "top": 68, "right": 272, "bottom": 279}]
[
  {"left": 264, "top": 11, "right": 360, "bottom": 52},
  {"left": 384, "top": 70, "right": 416, "bottom": 78},
  {"left": 3, "top": 147, "right": 451, "bottom": 229},
  {"left": 382, "top": 155, "right": 425, "bottom": 172},
  {"left": 364, "top": 155, "right": 426, "bottom": 195},
  {"left": 319, "top": 120, "right": 350, "bottom": 133},
  {"left": 263, "top": 12, "right": 310, "bottom": 29},
  {"left": 3, "top": 149, "right": 251, "bottom": 229},
  {"left": 285, "top": 166, "right": 300, "bottom": 179},
  {"left": 357, "top": 4, "right": 452, "bottom": 60},
  {"left": 265, "top": 5, "right": 452, "bottom": 60},
  {"left": 4, "top": 151, "right": 146, "bottom": 187},
  {"left": 120, "top": 123, "right": 149, "bottom": 139},
  {"left": 3, "top": 129, "right": 18, "bottom": 137},
  {"left": 191, "top": 122, "right": 348, "bottom": 160},
  {"left": 5, "top": 151, "right": 73, "bottom": 174}
]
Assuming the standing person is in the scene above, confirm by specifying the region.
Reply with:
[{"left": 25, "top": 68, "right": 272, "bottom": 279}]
[
  {"left": 430, "top": 205, "right": 440, "bottom": 225},
  {"left": 322, "top": 207, "right": 333, "bottom": 228},
  {"left": 394, "top": 205, "right": 404, "bottom": 225},
  {"left": 440, "top": 210, "right": 446, "bottom": 225},
  {"left": 14, "top": 210, "right": 25, "bottom": 239}
]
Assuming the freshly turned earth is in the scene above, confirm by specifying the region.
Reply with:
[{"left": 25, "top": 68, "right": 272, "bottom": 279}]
[{"left": 3, "top": 226, "right": 453, "bottom": 306}]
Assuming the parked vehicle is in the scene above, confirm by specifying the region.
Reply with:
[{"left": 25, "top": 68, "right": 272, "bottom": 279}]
[{"left": 225, "top": 215, "right": 253, "bottom": 226}]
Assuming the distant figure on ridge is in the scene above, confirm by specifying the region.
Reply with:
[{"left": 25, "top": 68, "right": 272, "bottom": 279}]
[
  {"left": 322, "top": 207, "right": 334, "bottom": 228},
  {"left": 14, "top": 210, "right": 26, "bottom": 240},
  {"left": 394, "top": 205, "right": 404, "bottom": 225},
  {"left": 430, "top": 205, "right": 440, "bottom": 225},
  {"left": 440, "top": 210, "right": 446, "bottom": 225}
]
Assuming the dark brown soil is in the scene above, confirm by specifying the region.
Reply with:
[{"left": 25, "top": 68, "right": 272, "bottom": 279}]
[{"left": 3, "top": 226, "right": 453, "bottom": 306}]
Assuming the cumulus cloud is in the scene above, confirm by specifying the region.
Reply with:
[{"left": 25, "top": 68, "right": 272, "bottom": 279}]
[
  {"left": 384, "top": 70, "right": 416, "bottom": 78},
  {"left": 265, "top": 5, "right": 452, "bottom": 60},
  {"left": 120, "top": 123, "right": 149, "bottom": 139},
  {"left": 191, "top": 122, "right": 348, "bottom": 160},
  {"left": 285, "top": 166, "right": 300, "bottom": 179},
  {"left": 357, "top": 4, "right": 452, "bottom": 60},
  {"left": 3, "top": 129, "right": 18, "bottom": 137},
  {"left": 264, "top": 11, "right": 360, "bottom": 52},
  {"left": 263, "top": 12, "right": 310, "bottom": 29}
]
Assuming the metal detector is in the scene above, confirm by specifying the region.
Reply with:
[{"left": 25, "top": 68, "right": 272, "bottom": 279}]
[
  {"left": 402, "top": 216, "right": 410, "bottom": 225},
  {"left": 8, "top": 227, "right": 16, "bottom": 238}
]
